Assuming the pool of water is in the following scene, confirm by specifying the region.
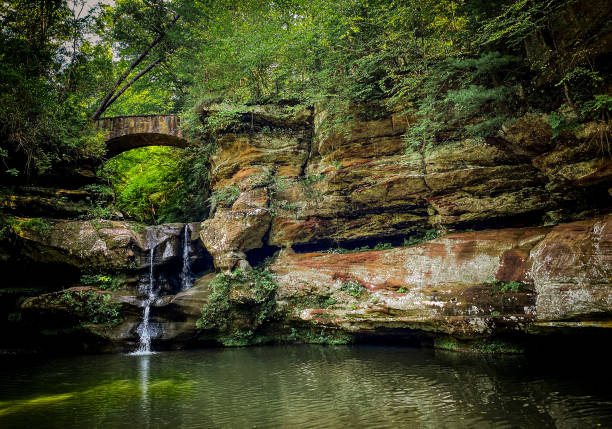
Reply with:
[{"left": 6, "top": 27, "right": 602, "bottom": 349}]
[{"left": 0, "top": 345, "right": 611, "bottom": 428}]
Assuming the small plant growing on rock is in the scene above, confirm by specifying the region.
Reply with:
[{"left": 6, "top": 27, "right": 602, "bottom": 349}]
[
  {"left": 397, "top": 287, "right": 408, "bottom": 293},
  {"left": 269, "top": 199, "right": 299, "bottom": 214},
  {"left": 79, "top": 274, "right": 124, "bottom": 291},
  {"left": 403, "top": 229, "right": 441, "bottom": 247},
  {"left": 196, "top": 267, "right": 278, "bottom": 336},
  {"left": 299, "top": 173, "right": 326, "bottom": 199},
  {"left": 373, "top": 242, "right": 393, "bottom": 250},
  {"left": 340, "top": 281, "right": 365, "bottom": 298},
  {"left": 288, "top": 327, "right": 353, "bottom": 345},
  {"left": 209, "top": 185, "right": 241, "bottom": 208},
  {"left": 299, "top": 174, "right": 326, "bottom": 187},
  {"left": 51, "top": 290, "right": 123, "bottom": 327},
  {"left": 17, "top": 218, "right": 52, "bottom": 236},
  {"left": 0, "top": 216, "right": 17, "bottom": 240},
  {"left": 269, "top": 176, "right": 292, "bottom": 194},
  {"left": 247, "top": 171, "right": 273, "bottom": 188},
  {"left": 488, "top": 280, "right": 529, "bottom": 294}
]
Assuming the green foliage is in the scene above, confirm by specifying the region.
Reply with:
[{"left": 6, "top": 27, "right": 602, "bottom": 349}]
[
  {"left": 475, "top": 339, "right": 524, "bottom": 354},
  {"left": 3, "top": 0, "right": 609, "bottom": 212},
  {"left": 403, "top": 229, "right": 441, "bottom": 247},
  {"left": 291, "top": 292, "right": 338, "bottom": 310},
  {"left": 176, "top": 143, "right": 216, "bottom": 222},
  {"left": 299, "top": 174, "right": 326, "bottom": 187},
  {"left": 581, "top": 94, "right": 612, "bottom": 120},
  {"left": 397, "top": 287, "right": 408, "bottom": 293},
  {"left": 325, "top": 297, "right": 337, "bottom": 306},
  {"left": 80, "top": 184, "right": 118, "bottom": 220},
  {"left": 97, "top": 141, "right": 212, "bottom": 224},
  {"left": 340, "top": 281, "right": 365, "bottom": 298},
  {"left": 16, "top": 218, "right": 52, "bottom": 236},
  {"left": 196, "top": 274, "right": 232, "bottom": 331},
  {"left": 373, "top": 242, "right": 393, "bottom": 251},
  {"left": 196, "top": 267, "right": 278, "bottom": 335},
  {"left": 79, "top": 274, "right": 124, "bottom": 291},
  {"left": 269, "top": 199, "right": 299, "bottom": 215},
  {"left": 288, "top": 327, "right": 353, "bottom": 345},
  {"left": 548, "top": 111, "right": 579, "bottom": 138},
  {"left": 0, "top": 0, "right": 110, "bottom": 178},
  {"left": 52, "top": 290, "right": 123, "bottom": 327},
  {"left": 247, "top": 171, "right": 274, "bottom": 189},
  {"left": 202, "top": 108, "right": 242, "bottom": 136},
  {"left": 403, "top": 52, "right": 522, "bottom": 150},
  {"left": 477, "top": 0, "right": 570, "bottom": 47},
  {"left": 99, "top": 146, "right": 186, "bottom": 223},
  {"left": 0, "top": 216, "right": 18, "bottom": 240},
  {"left": 269, "top": 176, "right": 293, "bottom": 194},
  {"left": 220, "top": 329, "right": 255, "bottom": 347},
  {"left": 299, "top": 173, "right": 326, "bottom": 199},
  {"left": 323, "top": 241, "right": 397, "bottom": 254},
  {"left": 209, "top": 185, "right": 241, "bottom": 209},
  {"left": 488, "top": 280, "right": 530, "bottom": 294}
]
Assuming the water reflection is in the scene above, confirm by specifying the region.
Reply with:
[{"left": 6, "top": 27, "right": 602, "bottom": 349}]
[
  {"left": 138, "top": 354, "right": 150, "bottom": 424},
  {"left": 0, "top": 346, "right": 611, "bottom": 428}
]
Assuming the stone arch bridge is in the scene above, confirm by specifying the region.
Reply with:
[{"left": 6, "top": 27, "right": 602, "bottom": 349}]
[{"left": 96, "top": 115, "right": 187, "bottom": 157}]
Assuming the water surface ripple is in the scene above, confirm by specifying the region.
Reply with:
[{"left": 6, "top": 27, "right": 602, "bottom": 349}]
[{"left": 0, "top": 345, "right": 610, "bottom": 428}]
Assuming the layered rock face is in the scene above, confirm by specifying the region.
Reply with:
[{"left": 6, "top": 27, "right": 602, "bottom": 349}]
[
  {"left": 202, "top": 108, "right": 610, "bottom": 267},
  {"left": 192, "top": 106, "right": 611, "bottom": 351},
  {"left": 1, "top": 105, "right": 610, "bottom": 353},
  {"left": 270, "top": 215, "right": 611, "bottom": 348}
]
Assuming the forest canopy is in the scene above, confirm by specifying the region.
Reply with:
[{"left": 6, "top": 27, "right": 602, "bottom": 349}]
[{"left": 1, "top": 0, "right": 610, "bottom": 222}]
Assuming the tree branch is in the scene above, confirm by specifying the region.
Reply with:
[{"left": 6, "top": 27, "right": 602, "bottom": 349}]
[
  {"left": 92, "top": 13, "right": 180, "bottom": 119},
  {"left": 102, "top": 57, "right": 164, "bottom": 113}
]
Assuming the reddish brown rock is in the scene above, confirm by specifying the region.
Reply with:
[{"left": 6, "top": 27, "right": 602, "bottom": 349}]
[
  {"left": 527, "top": 215, "right": 612, "bottom": 323},
  {"left": 201, "top": 105, "right": 610, "bottom": 265},
  {"left": 269, "top": 216, "right": 611, "bottom": 339}
]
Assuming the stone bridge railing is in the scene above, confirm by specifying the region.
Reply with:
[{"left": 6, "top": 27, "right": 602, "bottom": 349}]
[{"left": 96, "top": 115, "right": 186, "bottom": 157}]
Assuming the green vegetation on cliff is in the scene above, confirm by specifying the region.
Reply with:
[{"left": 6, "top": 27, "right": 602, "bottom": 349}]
[
  {"left": 196, "top": 267, "right": 278, "bottom": 346},
  {"left": 50, "top": 289, "right": 123, "bottom": 327},
  {"left": 2, "top": 0, "right": 609, "bottom": 189}
]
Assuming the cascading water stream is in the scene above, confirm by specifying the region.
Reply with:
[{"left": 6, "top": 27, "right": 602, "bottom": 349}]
[
  {"left": 132, "top": 232, "right": 157, "bottom": 355},
  {"left": 180, "top": 224, "right": 192, "bottom": 291}
]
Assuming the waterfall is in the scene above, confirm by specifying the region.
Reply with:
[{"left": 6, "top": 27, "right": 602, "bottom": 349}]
[
  {"left": 180, "top": 224, "right": 192, "bottom": 291},
  {"left": 132, "top": 232, "right": 157, "bottom": 355}
]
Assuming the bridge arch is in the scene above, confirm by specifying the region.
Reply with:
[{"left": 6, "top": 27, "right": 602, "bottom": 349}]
[{"left": 96, "top": 115, "right": 187, "bottom": 158}]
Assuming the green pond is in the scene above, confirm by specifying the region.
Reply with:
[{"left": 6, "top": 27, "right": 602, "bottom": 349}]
[{"left": 0, "top": 345, "right": 611, "bottom": 428}]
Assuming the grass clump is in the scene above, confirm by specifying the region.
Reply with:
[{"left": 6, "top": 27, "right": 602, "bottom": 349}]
[
  {"left": 488, "top": 280, "right": 530, "bottom": 294},
  {"left": 340, "top": 281, "right": 365, "bottom": 298},
  {"left": 79, "top": 274, "right": 124, "bottom": 291},
  {"left": 209, "top": 185, "right": 241, "bottom": 208}
]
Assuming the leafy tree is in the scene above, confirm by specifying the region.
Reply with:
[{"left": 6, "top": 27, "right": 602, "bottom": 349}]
[
  {"left": 92, "top": 0, "right": 213, "bottom": 118},
  {"left": 0, "top": 0, "right": 110, "bottom": 179}
]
